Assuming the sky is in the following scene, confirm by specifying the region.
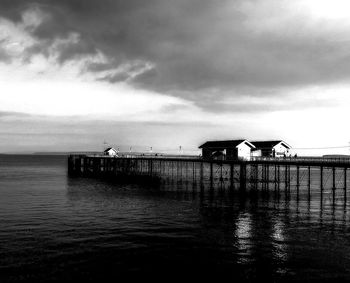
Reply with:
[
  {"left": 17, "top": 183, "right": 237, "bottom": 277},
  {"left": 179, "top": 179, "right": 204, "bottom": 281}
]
[{"left": 1, "top": 0, "right": 350, "bottom": 155}]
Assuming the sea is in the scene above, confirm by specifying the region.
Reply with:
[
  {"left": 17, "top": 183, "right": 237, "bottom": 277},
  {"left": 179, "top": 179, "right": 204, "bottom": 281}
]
[{"left": 1, "top": 154, "right": 350, "bottom": 282}]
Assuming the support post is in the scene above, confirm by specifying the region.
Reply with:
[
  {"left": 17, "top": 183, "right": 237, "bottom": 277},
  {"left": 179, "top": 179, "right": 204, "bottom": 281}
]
[
  {"left": 268, "top": 164, "right": 270, "bottom": 190},
  {"left": 192, "top": 162, "right": 196, "bottom": 184},
  {"left": 200, "top": 161, "right": 204, "bottom": 178},
  {"left": 308, "top": 166, "right": 311, "bottom": 200},
  {"left": 296, "top": 165, "right": 300, "bottom": 197},
  {"left": 176, "top": 161, "right": 179, "bottom": 180},
  {"left": 255, "top": 164, "right": 260, "bottom": 190},
  {"left": 185, "top": 161, "right": 188, "bottom": 181},
  {"left": 255, "top": 164, "right": 259, "bottom": 190},
  {"left": 200, "top": 161, "right": 204, "bottom": 187},
  {"left": 320, "top": 166, "right": 323, "bottom": 200},
  {"left": 240, "top": 163, "right": 247, "bottom": 193},
  {"left": 68, "top": 156, "right": 72, "bottom": 173},
  {"left": 277, "top": 165, "right": 280, "bottom": 192},
  {"left": 285, "top": 165, "right": 288, "bottom": 191},
  {"left": 210, "top": 162, "right": 213, "bottom": 189},
  {"left": 262, "top": 164, "right": 266, "bottom": 191},
  {"left": 288, "top": 166, "right": 291, "bottom": 192},
  {"left": 274, "top": 165, "right": 277, "bottom": 192},
  {"left": 172, "top": 161, "right": 174, "bottom": 180},
  {"left": 83, "top": 157, "right": 87, "bottom": 174},
  {"left": 230, "top": 163, "right": 234, "bottom": 190},
  {"left": 220, "top": 163, "right": 223, "bottom": 183},
  {"left": 344, "top": 168, "right": 347, "bottom": 202},
  {"left": 332, "top": 167, "right": 336, "bottom": 203},
  {"left": 180, "top": 161, "right": 183, "bottom": 181}
]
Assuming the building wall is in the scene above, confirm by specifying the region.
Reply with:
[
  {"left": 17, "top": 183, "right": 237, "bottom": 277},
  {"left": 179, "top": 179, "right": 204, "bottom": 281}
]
[
  {"left": 106, "top": 149, "right": 118, "bottom": 156},
  {"left": 202, "top": 147, "right": 237, "bottom": 160},
  {"left": 251, "top": 149, "right": 262, "bottom": 157},
  {"left": 273, "top": 143, "right": 290, "bottom": 157},
  {"left": 201, "top": 141, "right": 290, "bottom": 159},
  {"left": 201, "top": 143, "right": 254, "bottom": 160},
  {"left": 237, "top": 143, "right": 252, "bottom": 160},
  {"left": 252, "top": 143, "right": 291, "bottom": 157},
  {"left": 201, "top": 144, "right": 252, "bottom": 160},
  {"left": 202, "top": 148, "right": 226, "bottom": 160}
]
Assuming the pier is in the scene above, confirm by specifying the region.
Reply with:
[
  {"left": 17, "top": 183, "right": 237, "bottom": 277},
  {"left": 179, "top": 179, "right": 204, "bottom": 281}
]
[{"left": 68, "top": 155, "right": 350, "bottom": 204}]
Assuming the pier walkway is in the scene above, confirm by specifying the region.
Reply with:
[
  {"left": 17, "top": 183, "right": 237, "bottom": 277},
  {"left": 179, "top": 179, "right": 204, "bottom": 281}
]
[{"left": 68, "top": 155, "right": 350, "bottom": 204}]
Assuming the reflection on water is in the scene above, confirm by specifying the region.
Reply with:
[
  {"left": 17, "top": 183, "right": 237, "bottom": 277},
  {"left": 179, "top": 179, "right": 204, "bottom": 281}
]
[
  {"left": 272, "top": 219, "right": 288, "bottom": 275},
  {"left": 1, "top": 155, "right": 350, "bottom": 281},
  {"left": 235, "top": 212, "right": 252, "bottom": 264}
]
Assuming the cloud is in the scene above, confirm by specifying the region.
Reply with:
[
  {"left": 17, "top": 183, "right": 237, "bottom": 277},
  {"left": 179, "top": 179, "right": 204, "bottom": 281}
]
[
  {"left": 2, "top": 0, "right": 350, "bottom": 112},
  {"left": 2, "top": 0, "right": 350, "bottom": 154},
  {"left": 0, "top": 6, "right": 196, "bottom": 121}
]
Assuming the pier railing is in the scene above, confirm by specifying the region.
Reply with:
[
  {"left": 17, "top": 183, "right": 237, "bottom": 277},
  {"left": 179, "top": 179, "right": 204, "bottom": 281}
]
[
  {"left": 73, "top": 153, "right": 350, "bottom": 166},
  {"left": 251, "top": 156, "right": 350, "bottom": 164},
  {"left": 68, "top": 154, "right": 350, "bottom": 205}
]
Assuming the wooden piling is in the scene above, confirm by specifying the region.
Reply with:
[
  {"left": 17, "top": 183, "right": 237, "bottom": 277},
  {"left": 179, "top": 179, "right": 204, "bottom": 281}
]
[
  {"left": 288, "top": 165, "right": 291, "bottom": 192},
  {"left": 344, "top": 168, "right": 347, "bottom": 202},
  {"left": 332, "top": 167, "right": 336, "bottom": 203},
  {"left": 262, "top": 164, "right": 265, "bottom": 191},
  {"left": 210, "top": 162, "right": 213, "bottom": 189},
  {"left": 256, "top": 164, "right": 259, "bottom": 190},
  {"left": 308, "top": 166, "right": 311, "bottom": 200},
  {"left": 192, "top": 162, "right": 196, "bottom": 184},
  {"left": 68, "top": 155, "right": 350, "bottom": 205},
  {"left": 277, "top": 165, "right": 280, "bottom": 193},
  {"left": 267, "top": 164, "right": 270, "bottom": 192},
  {"left": 320, "top": 166, "right": 323, "bottom": 199},
  {"left": 296, "top": 165, "right": 300, "bottom": 197},
  {"left": 240, "top": 163, "right": 246, "bottom": 193},
  {"left": 285, "top": 165, "right": 288, "bottom": 191},
  {"left": 220, "top": 163, "right": 223, "bottom": 183},
  {"left": 200, "top": 161, "right": 204, "bottom": 187},
  {"left": 274, "top": 165, "right": 277, "bottom": 192},
  {"left": 230, "top": 163, "right": 234, "bottom": 190}
]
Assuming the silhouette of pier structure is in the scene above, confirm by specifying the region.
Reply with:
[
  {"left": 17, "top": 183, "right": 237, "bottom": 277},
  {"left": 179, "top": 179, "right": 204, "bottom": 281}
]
[{"left": 68, "top": 155, "right": 350, "bottom": 203}]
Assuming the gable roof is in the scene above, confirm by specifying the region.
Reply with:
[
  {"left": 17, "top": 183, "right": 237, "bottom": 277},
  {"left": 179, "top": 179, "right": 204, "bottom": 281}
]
[
  {"left": 199, "top": 139, "right": 255, "bottom": 149},
  {"left": 104, "top": 147, "right": 117, "bottom": 152},
  {"left": 251, "top": 140, "right": 291, "bottom": 149}
]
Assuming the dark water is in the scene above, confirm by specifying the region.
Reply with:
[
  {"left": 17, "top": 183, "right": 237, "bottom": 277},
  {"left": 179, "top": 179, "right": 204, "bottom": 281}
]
[{"left": 1, "top": 155, "right": 350, "bottom": 282}]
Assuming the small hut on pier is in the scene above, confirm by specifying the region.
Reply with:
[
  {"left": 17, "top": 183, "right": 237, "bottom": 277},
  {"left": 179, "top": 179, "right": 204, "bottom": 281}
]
[
  {"left": 199, "top": 139, "right": 255, "bottom": 160},
  {"left": 251, "top": 140, "right": 291, "bottom": 158},
  {"left": 104, "top": 147, "right": 118, "bottom": 156}
]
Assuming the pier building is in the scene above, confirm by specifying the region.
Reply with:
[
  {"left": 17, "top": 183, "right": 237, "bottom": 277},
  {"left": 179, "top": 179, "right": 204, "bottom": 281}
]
[
  {"left": 104, "top": 147, "right": 118, "bottom": 156},
  {"left": 199, "top": 139, "right": 255, "bottom": 160},
  {"left": 251, "top": 140, "right": 291, "bottom": 157}
]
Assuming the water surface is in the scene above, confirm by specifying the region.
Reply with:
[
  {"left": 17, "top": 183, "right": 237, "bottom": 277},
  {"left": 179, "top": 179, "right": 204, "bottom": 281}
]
[{"left": 0, "top": 155, "right": 350, "bottom": 282}]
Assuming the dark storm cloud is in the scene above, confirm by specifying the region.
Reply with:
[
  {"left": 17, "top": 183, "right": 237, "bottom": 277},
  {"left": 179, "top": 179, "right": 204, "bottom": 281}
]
[{"left": 1, "top": 0, "right": 350, "bottom": 110}]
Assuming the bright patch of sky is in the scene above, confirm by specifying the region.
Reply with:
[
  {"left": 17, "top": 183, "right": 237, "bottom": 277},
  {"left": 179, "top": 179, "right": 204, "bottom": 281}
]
[{"left": 1, "top": 2, "right": 350, "bottom": 154}]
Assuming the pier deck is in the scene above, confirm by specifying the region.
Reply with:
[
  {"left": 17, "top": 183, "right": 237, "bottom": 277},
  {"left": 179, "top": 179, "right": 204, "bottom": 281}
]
[{"left": 68, "top": 155, "right": 350, "bottom": 204}]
